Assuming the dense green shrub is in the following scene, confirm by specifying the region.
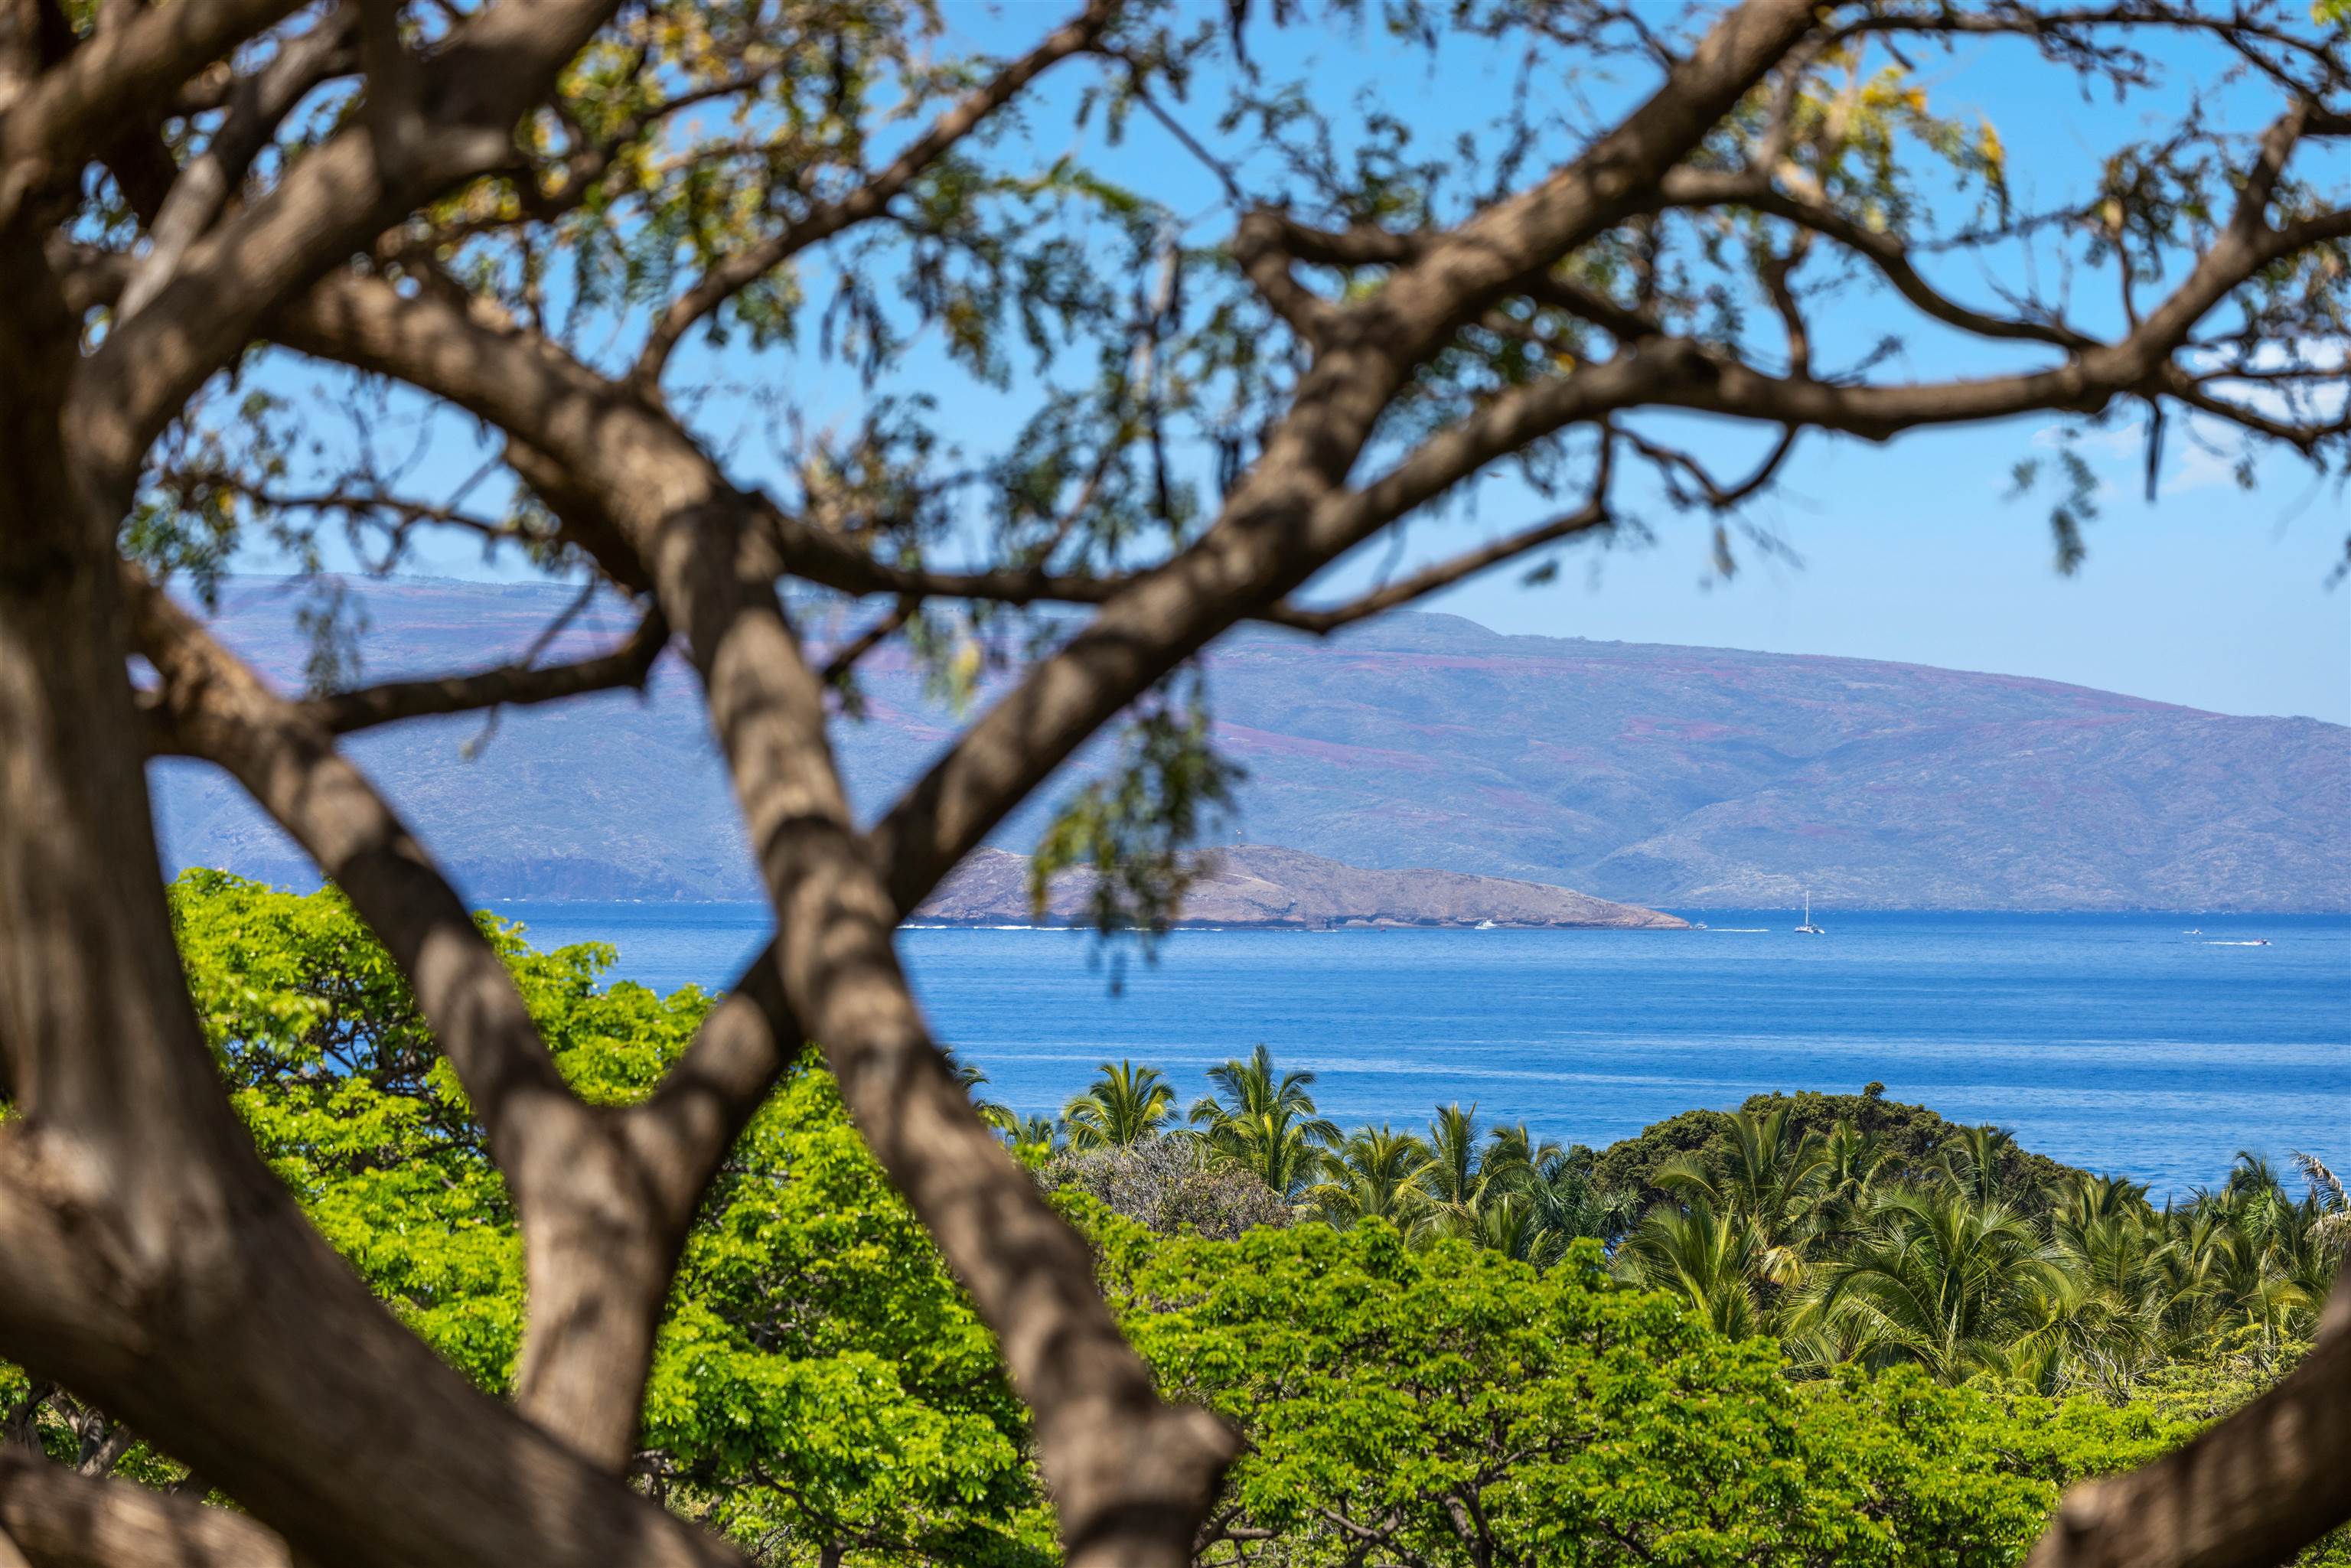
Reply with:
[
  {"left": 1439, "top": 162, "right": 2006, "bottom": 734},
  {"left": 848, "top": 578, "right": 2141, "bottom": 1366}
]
[
  {"left": 1587, "top": 1091, "right": 2080, "bottom": 1213},
  {"left": 6, "top": 872, "right": 2331, "bottom": 1568}
]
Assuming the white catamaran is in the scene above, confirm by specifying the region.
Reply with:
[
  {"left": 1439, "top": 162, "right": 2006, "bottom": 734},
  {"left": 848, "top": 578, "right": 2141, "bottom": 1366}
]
[{"left": 1795, "top": 888, "right": 1826, "bottom": 935}]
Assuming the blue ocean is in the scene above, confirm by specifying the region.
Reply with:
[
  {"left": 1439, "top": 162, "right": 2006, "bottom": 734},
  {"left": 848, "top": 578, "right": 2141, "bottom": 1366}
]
[{"left": 490, "top": 905, "right": 2349, "bottom": 1196}]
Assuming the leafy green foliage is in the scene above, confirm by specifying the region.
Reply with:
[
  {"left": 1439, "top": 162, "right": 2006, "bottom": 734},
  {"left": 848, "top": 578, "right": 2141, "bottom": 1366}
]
[
  {"left": 1059, "top": 1058, "right": 1181, "bottom": 1148},
  {"left": 1588, "top": 1089, "right": 2082, "bottom": 1211},
  {"left": 1028, "top": 674, "right": 1244, "bottom": 944},
  {"left": 166, "top": 871, "right": 1046, "bottom": 1564},
  {"left": 1094, "top": 1217, "right": 2335, "bottom": 1568},
  {"left": 51, "top": 885, "right": 2343, "bottom": 1566},
  {"left": 1030, "top": 1046, "right": 2343, "bottom": 1407}
]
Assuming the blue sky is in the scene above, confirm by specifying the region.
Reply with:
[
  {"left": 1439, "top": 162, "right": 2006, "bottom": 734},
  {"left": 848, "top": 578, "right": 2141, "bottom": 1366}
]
[{"left": 272, "top": 2, "right": 2351, "bottom": 724}]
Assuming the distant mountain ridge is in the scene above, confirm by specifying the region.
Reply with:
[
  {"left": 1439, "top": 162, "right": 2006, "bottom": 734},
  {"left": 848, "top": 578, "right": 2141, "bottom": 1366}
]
[
  {"left": 147, "top": 577, "right": 2351, "bottom": 911},
  {"left": 918, "top": 846, "right": 1688, "bottom": 929}
]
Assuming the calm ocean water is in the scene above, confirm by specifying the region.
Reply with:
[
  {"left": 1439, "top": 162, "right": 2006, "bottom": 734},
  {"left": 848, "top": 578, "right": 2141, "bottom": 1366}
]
[{"left": 489, "top": 905, "right": 2349, "bottom": 1196}]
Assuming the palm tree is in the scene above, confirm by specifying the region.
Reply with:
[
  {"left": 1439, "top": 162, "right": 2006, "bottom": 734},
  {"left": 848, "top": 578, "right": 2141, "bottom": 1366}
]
[
  {"left": 1188, "top": 1045, "right": 1342, "bottom": 1199},
  {"left": 2229, "top": 1149, "right": 2287, "bottom": 1200},
  {"left": 1410, "top": 1103, "right": 1528, "bottom": 1242},
  {"left": 1486, "top": 1120, "right": 1564, "bottom": 1175},
  {"left": 1652, "top": 1106, "right": 1827, "bottom": 1278},
  {"left": 1939, "top": 1123, "right": 2020, "bottom": 1208},
  {"left": 1521, "top": 1152, "right": 1640, "bottom": 1260},
  {"left": 1814, "top": 1188, "right": 2057, "bottom": 1384},
  {"left": 1617, "top": 1198, "right": 1772, "bottom": 1339},
  {"left": 945, "top": 1049, "right": 1016, "bottom": 1132},
  {"left": 2291, "top": 1150, "right": 2350, "bottom": 1257},
  {"left": 1476, "top": 1193, "right": 1548, "bottom": 1264},
  {"left": 1061, "top": 1060, "right": 1178, "bottom": 1149},
  {"left": 2025, "top": 1176, "right": 2181, "bottom": 1394},
  {"left": 1005, "top": 1113, "right": 1061, "bottom": 1161},
  {"left": 1304, "top": 1124, "right": 1431, "bottom": 1228},
  {"left": 2186, "top": 1152, "right": 2338, "bottom": 1351},
  {"left": 1815, "top": 1117, "right": 1890, "bottom": 1249}
]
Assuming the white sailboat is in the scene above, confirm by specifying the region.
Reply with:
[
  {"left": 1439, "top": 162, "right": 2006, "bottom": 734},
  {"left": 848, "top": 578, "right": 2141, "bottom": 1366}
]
[{"left": 1795, "top": 888, "right": 1826, "bottom": 935}]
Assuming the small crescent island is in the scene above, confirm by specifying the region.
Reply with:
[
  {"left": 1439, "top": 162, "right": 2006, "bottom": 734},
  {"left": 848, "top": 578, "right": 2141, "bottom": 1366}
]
[{"left": 913, "top": 844, "right": 1688, "bottom": 931}]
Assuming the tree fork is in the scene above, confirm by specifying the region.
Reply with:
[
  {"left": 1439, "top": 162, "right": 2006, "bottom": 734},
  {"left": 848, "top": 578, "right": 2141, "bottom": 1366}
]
[{"left": 639, "top": 500, "right": 1239, "bottom": 1568}]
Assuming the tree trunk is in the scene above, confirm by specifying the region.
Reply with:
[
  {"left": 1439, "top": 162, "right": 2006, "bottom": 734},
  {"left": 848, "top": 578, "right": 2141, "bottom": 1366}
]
[{"left": 0, "top": 231, "right": 745, "bottom": 1568}]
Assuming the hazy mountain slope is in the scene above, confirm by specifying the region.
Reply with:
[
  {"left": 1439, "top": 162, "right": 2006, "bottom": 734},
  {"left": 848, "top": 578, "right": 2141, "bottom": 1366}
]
[
  {"left": 917, "top": 846, "right": 1688, "bottom": 928},
  {"left": 147, "top": 578, "right": 2350, "bottom": 910}
]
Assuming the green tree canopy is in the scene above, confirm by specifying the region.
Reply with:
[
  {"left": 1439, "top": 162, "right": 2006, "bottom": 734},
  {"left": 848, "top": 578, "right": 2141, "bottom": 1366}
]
[
  {"left": 8, "top": 0, "right": 2348, "bottom": 1560},
  {"left": 169, "top": 872, "right": 1050, "bottom": 1565}
]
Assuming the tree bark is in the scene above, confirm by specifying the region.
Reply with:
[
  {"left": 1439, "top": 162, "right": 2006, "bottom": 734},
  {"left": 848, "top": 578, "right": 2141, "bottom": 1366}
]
[
  {"left": 0, "top": 233, "right": 745, "bottom": 1568},
  {"left": 2026, "top": 1270, "right": 2351, "bottom": 1568},
  {"left": 635, "top": 498, "right": 1237, "bottom": 1568},
  {"left": 0, "top": 1449, "right": 291, "bottom": 1568},
  {"left": 128, "top": 584, "right": 719, "bottom": 1476}
]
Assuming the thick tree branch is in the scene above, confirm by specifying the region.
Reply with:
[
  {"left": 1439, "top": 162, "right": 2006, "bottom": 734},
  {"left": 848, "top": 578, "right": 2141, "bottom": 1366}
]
[
  {"left": 622, "top": 457, "right": 1242, "bottom": 1568},
  {"left": 122, "top": 575, "right": 713, "bottom": 1472},
  {"left": 169, "top": 20, "right": 2347, "bottom": 1566},
  {"left": 126, "top": 572, "right": 585, "bottom": 1177},
  {"left": 43, "top": 240, "right": 132, "bottom": 315},
  {"left": 2027, "top": 1270, "right": 2351, "bottom": 1568},
  {"left": 116, "top": 4, "right": 359, "bottom": 322},
  {"left": 0, "top": 431, "right": 744, "bottom": 1568},
  {"left": 66, "top": 0, "right": 630, "bottom": 494},
  {"left": 271, "top": 271, "right": 1228, "bottom": 615},
  {"left": 267, "top": 274, "right": 1238, "bottom": 1514},
  {"left": 629, "top": 0, "right": 1116, "bottom": 388},
  {"left": 0, "top": 0, "right": 308, "bottom": 226},
  {"left": 0, "top": 1448, "right": 292, "bottom": 1568},
  {"left": 863, "top": 84, "right": 2343, "bottom": 927},
  {"left": 1231, "top": 210, "right": 1345, "bottom": 344},
  {"left": 270, "top": 272, "right": 944, "bottom": 601},
  {"left": 866, "top": 0, "right": 1829, "bottom": 919}
]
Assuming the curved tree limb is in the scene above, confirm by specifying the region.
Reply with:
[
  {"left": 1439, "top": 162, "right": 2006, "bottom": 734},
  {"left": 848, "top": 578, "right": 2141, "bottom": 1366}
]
[
  {"left": 863, "top": 95, "right": 2343, "bottom": 927},
  {"left": 305, "top": 605, "right": 668, "bottom": 735},
  {"left": 0, "top": 0, "right": 311, "bottom": 228},
  {"left": 65, "top": 0, "right": 631, "bottom": 494},
  {"left": 1270, "top": 488, "right": 1615, "bottom": 637},
  {"left": 1619, "top": 423, "right": 1802, "bottom": 511},
  {"left": 0, "top": 1449, "right": 291, "bottom": 1568},
  {"left": 0, "top": 432, "right": 745, "bottom": 1568},
  {"left": 116, "top": 4, "right": 360, "bottom": 323},
  {"left": 127, "top": 573, "right": 585, "bottom": 1169},
  {"left": 863, "top": 0, "right": 1831, "bottom": 918},
  {"left": 123, "top": 576, "right": 707, "bottom": 1473},
  {"left": 1653, "top": 169, "right": 2098, "bottom": 351},
  {"left": 136, "top": 604, "right": 670, "bottom": 746}
]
